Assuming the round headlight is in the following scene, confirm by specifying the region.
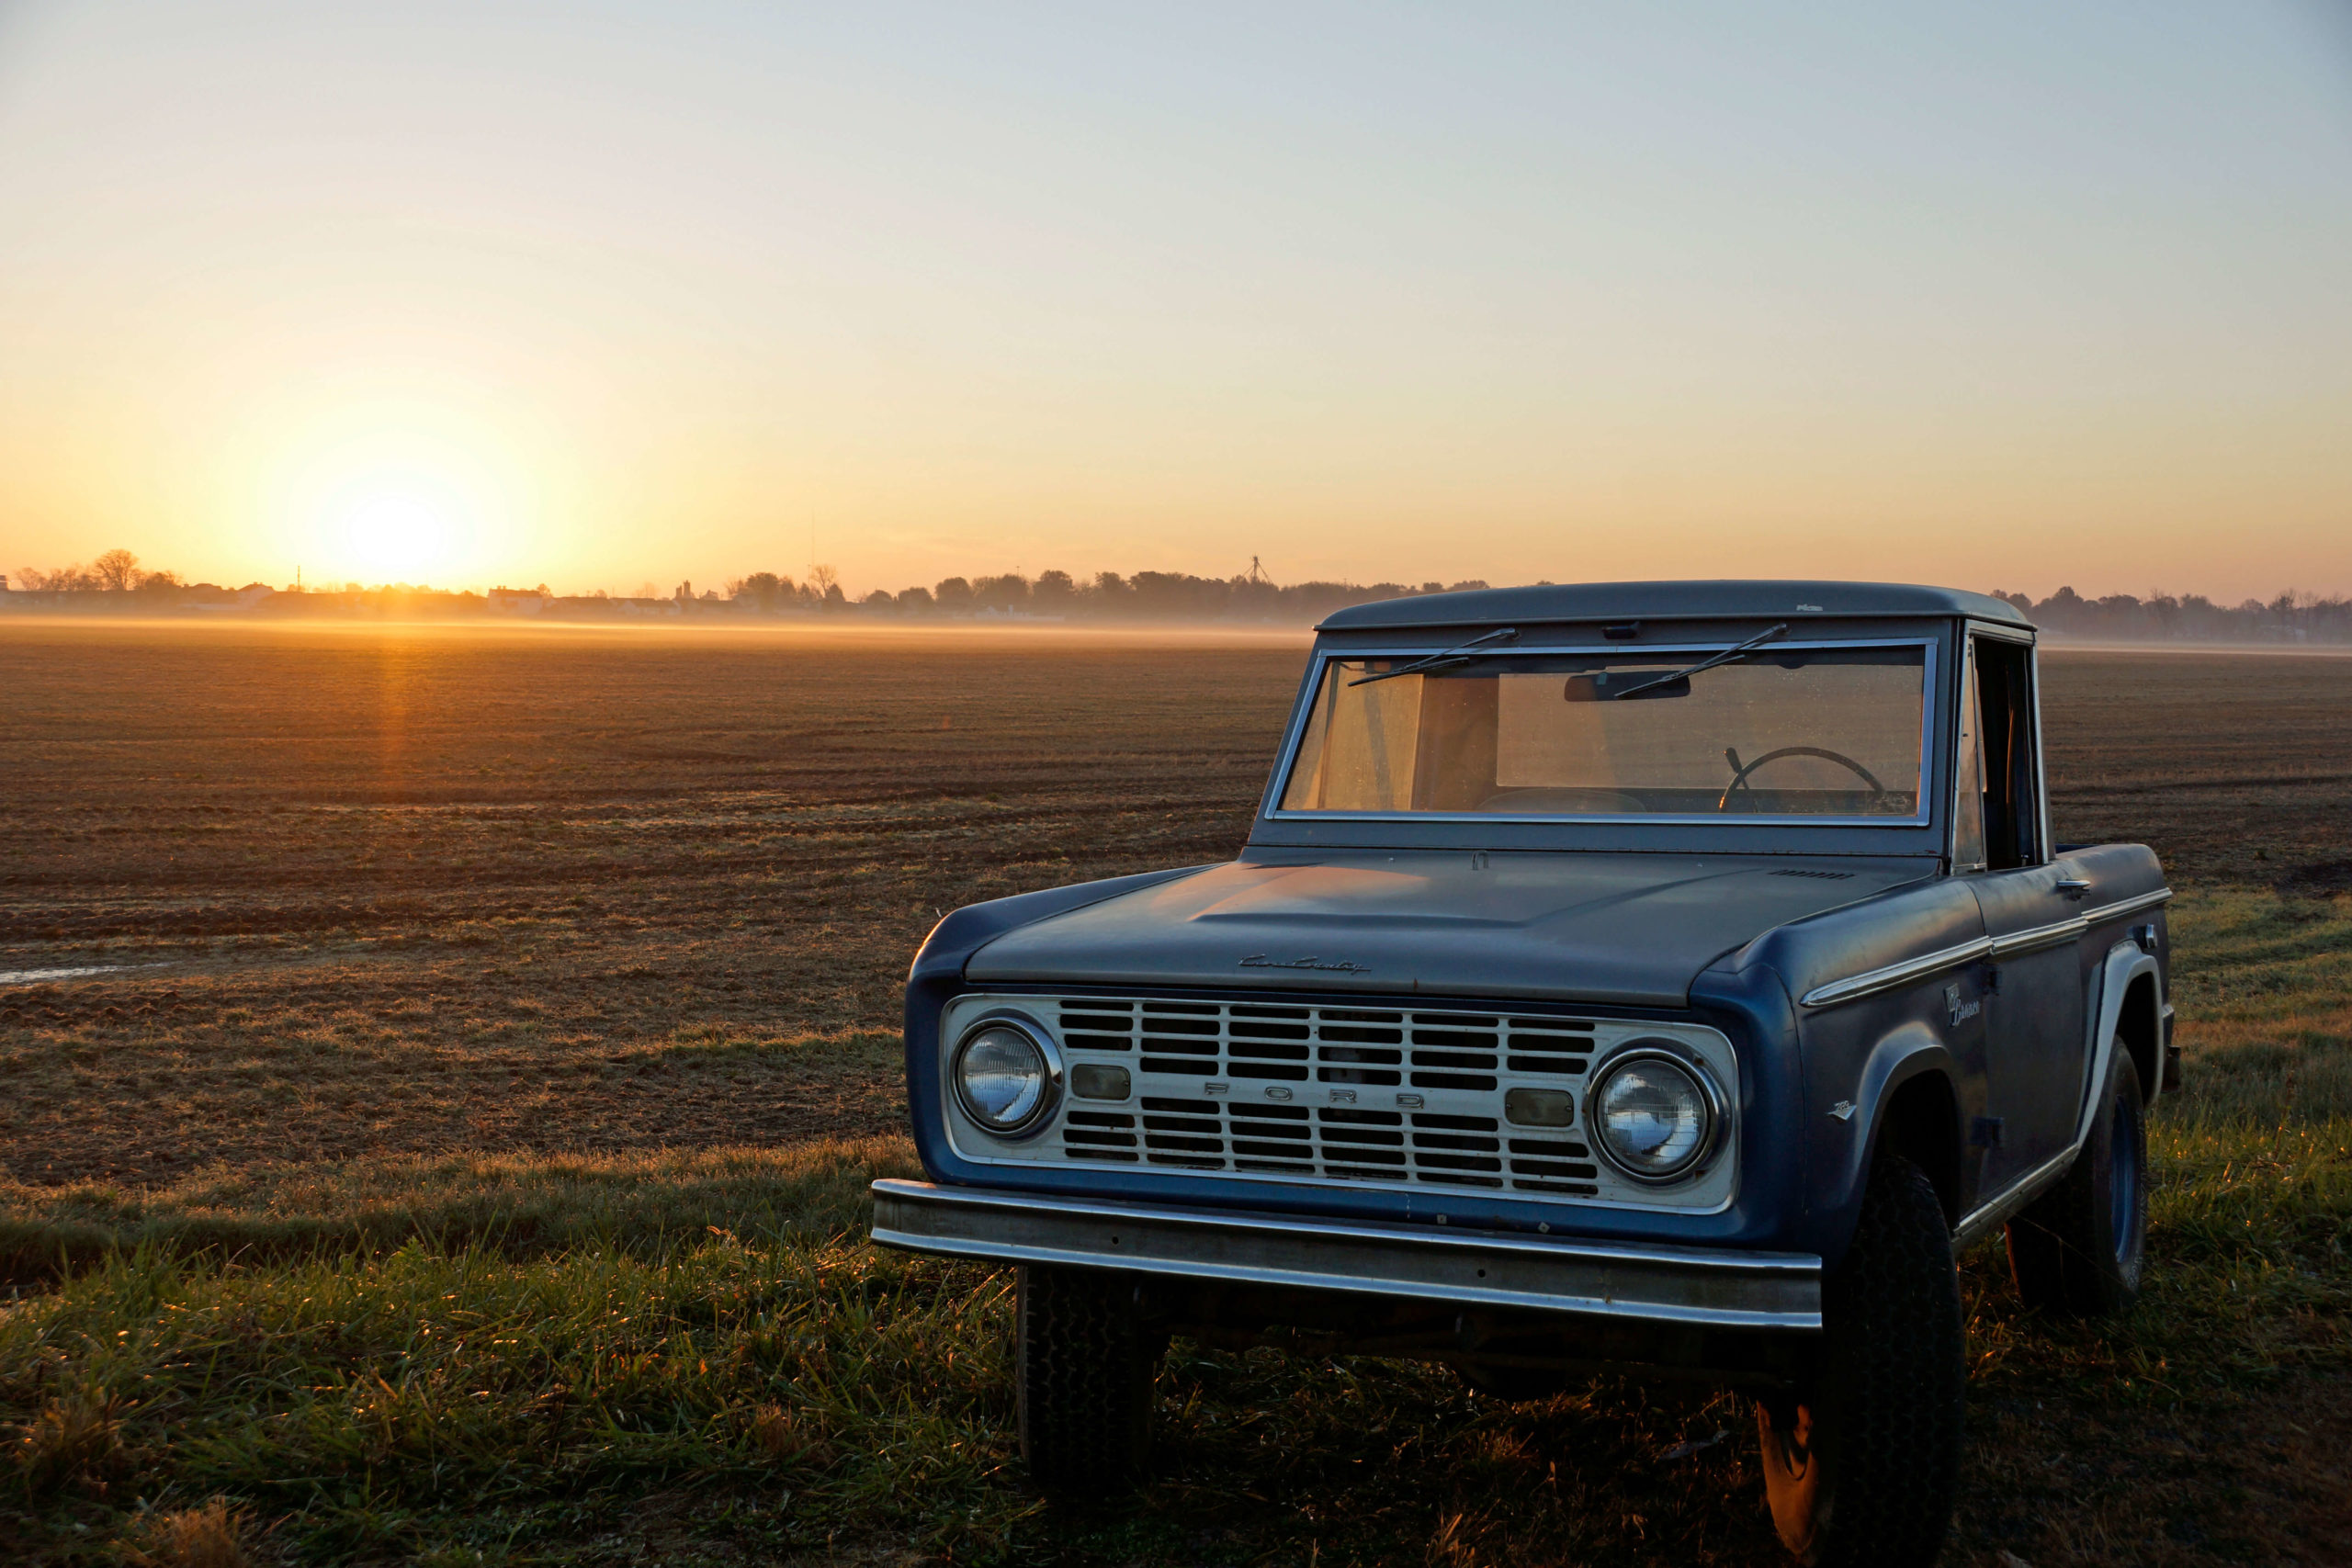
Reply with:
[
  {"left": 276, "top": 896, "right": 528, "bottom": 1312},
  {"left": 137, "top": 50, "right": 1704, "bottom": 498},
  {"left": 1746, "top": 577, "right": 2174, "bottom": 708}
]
[
  {"left": 952, "top": 1019, "right": 1061, "bottom": 1136},
  {"left": 1590, "top": 1051, "right": 1721, "bottom": 1183}
]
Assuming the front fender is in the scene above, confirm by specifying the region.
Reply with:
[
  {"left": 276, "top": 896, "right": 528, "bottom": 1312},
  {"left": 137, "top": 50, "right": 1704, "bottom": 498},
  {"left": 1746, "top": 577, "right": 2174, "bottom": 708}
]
[
  {"left": 1802, "top": 1016, "right": 1967, "bottom": 1269},
  {"left": 908, "top": 865, "right": 1215, "bottom": 987},
  {"left": 904, "top": 864, "right": 1217, "bottom": 1179},
  {"left": 1844, "top": 1024, "right": 1956, "bottom": 1215}
]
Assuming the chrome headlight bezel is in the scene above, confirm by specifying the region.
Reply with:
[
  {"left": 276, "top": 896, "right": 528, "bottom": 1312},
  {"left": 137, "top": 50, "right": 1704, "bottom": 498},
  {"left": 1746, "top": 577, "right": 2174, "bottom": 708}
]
[
  {"left": 1587, "top": 1043, "right": 1728, "bottom": 1185},
  {"left": 949, "top": 1013, "right": 1064, "bottom": 1139}
]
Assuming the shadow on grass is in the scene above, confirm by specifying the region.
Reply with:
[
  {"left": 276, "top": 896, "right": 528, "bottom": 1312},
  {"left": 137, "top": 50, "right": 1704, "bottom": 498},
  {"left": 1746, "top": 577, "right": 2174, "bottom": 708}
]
[{"left": 1, "top": 1136, "right": 922, "bottom": 1290}]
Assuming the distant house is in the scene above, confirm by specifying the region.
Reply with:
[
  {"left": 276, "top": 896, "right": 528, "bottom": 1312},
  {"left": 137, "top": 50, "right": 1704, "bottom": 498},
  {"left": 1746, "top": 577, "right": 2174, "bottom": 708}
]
[{"left": 190, "top": 583, "right": 276, "bottom": 613}]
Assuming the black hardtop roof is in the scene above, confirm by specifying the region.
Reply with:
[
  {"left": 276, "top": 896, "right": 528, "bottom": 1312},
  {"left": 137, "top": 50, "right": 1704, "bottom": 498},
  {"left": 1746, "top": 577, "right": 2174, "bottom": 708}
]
[{"left": 1317, "top": 579, "right": 2030, "bottom": 633}]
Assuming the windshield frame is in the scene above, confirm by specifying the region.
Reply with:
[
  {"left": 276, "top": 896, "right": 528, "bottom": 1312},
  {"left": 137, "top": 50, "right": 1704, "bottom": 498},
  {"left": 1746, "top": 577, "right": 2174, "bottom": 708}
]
[{"left": 1259, "top": 632, "right": 1942, "bottom": 834}]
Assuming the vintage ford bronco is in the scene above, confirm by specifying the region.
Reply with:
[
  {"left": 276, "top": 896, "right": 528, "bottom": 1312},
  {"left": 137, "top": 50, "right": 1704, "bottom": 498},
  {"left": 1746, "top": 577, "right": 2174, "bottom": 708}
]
[{"left": 871, "top": 581, "right": 2172, "bottom": 1564}]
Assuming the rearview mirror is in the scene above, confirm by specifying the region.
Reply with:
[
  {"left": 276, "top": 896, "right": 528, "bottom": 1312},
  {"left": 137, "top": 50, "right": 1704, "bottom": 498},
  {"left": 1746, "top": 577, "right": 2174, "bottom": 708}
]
[{"left": 1565, "top": 672, "right": 1691, "bottom": 702}]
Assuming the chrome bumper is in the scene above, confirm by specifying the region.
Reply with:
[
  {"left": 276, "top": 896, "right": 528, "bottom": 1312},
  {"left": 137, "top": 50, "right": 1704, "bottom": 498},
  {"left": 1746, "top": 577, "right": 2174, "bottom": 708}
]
[{"left": 869, "top": 1179, "right": 1821, "bottom": 1332}]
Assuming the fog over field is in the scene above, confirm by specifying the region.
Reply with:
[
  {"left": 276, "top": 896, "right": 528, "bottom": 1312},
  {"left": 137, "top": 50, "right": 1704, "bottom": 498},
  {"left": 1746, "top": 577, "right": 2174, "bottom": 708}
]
[{"left": 10, "top": 560, "right": 2352, "bottom": 646}]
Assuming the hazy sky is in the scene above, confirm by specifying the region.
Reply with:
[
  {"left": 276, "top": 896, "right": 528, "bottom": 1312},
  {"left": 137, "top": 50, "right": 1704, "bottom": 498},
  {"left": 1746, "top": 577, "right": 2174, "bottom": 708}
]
[{"left": 2, "top": 2, "right": 2348, "bottom": 600}]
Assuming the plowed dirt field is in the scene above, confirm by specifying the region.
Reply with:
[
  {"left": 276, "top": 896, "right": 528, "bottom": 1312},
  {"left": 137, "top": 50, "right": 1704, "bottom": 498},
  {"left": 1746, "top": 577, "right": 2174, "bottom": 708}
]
[{"left": 2, "top": 624, "right": 2344, "bottom": 1188}]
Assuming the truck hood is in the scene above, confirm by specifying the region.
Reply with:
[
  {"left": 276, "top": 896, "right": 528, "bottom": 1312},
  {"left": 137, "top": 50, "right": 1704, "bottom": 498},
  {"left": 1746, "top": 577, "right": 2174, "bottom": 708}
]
[{"left": 963, "top": 851, "right": 1936, "bottom": 1009}]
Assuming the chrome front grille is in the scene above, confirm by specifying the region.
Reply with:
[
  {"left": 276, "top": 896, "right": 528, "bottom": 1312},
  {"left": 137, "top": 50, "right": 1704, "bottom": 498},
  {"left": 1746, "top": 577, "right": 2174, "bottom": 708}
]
[
  {"left": 1062, "top": 997, "right": 1598, "bottom": 1088},
  {"left": 1043, "top": 998, "right": 1605, "bottom": 1196},
  {"left": 939, "top": 991, "right": 1740, "bottom": 1213},
  {"left": 1090, "top": 1098, "right": 1601, "bottom": 1192}
]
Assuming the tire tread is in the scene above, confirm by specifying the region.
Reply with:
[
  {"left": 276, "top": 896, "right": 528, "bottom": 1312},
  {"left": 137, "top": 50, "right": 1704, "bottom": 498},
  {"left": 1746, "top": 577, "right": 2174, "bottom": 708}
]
[
  {"left": 1765, "top": 1154, "right": 1964, "bottom": 1566},
  {"left": 1815, "top": 1156, "right": 1966, "bottom": 1565},
  {"left": 1016, "top": 1265, "right": 1159, "bottom": 1494}
]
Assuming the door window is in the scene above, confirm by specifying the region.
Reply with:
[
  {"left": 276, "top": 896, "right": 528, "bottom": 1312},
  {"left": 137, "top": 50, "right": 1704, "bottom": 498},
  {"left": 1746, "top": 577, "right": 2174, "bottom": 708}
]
[
  {"left": 1970, "top": 637, "right": 2042, "bottom": 870},
  {"left": 1952, "top": 646, "right": 1986, "bottom": 872}
]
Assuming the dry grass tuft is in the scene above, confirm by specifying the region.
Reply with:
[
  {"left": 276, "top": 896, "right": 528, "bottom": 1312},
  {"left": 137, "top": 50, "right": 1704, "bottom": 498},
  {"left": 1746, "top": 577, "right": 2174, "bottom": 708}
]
[
  {"left": 14, "top": 1390, "right": 123, "bottom": 1495},
  {"left": 123, "top": 1497, "right": 248, "bottom": 1568},
  {"left": 747, "top": 1400, "right": 837, "bottom": 1468}
]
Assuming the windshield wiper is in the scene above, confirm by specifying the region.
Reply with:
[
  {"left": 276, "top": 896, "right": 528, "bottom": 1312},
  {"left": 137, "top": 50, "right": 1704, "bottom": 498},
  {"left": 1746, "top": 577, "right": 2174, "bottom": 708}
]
[
  {"left": 1347, "top": 627, "right": 1520, "bottom": 686},
  {"left": 1600, "top": 622, "right": 1790, "bottom": 700}
]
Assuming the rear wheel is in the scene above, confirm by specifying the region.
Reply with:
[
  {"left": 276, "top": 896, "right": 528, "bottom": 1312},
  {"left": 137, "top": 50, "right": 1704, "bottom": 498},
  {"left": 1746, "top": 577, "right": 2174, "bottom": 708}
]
[
  {"left": 1757, "top": 1154, "right": 1964, "bottom": 1566},
  {"left": 1015, "top": 1265, "right": 1164, "bottom": 1495},
  {"left": 2007, "top": 1048, "right": 2146, "bottom": 1316}
]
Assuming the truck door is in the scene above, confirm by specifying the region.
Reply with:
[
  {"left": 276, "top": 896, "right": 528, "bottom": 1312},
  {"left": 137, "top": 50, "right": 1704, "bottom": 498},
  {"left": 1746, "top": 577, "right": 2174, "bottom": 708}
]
[{"left": 1957, "top": 631, "right": 2086, "bottom": 1191}]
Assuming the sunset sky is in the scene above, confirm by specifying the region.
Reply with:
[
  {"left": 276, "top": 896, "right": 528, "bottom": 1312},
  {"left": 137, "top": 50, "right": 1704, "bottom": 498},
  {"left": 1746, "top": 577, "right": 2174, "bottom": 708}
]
[{"left": 2, "top": 2, "right": 2347, "bottom": 601}]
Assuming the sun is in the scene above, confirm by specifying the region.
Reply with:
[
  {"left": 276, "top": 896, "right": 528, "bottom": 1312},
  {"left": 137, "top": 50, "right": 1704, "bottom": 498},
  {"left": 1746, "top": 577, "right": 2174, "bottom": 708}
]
[
  {"left": 340, "top": 489, "right": 459, "bottom": 580},
  {"left": 269, "top": 412, "right": 531, "bottom": 589}
]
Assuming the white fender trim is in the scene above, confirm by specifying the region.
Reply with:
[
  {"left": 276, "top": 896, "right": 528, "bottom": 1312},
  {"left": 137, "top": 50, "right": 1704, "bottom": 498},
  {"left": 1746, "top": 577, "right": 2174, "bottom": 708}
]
[{"left": 2081, "top": 941, "right": 2163, "bottom": 1139}]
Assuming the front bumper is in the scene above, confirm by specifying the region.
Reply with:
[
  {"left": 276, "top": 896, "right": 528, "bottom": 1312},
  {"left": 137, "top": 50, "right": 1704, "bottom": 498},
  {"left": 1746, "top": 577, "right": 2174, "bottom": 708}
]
[{"left": 869, "top": 1179, "right": 1821, "bottom": 1331}]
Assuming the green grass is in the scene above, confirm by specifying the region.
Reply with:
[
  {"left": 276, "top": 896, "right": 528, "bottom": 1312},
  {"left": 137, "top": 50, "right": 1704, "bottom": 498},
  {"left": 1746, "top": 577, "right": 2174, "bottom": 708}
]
[
  {"left": 7, "top": 1235, "right": 1030, "bottom": 1563},
  {"left": 6, "top": 888, "right": 2348, "bottom": 1566},
  {"left": 1946, "top": 886, "right": 2352, "bottom": 1564}
]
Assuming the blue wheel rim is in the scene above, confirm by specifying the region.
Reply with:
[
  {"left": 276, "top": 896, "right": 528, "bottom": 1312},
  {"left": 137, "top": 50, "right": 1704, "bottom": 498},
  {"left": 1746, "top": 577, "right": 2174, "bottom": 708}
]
[{"left": 2110, "top": 1091, "right": 2140, "bottom": 1261}]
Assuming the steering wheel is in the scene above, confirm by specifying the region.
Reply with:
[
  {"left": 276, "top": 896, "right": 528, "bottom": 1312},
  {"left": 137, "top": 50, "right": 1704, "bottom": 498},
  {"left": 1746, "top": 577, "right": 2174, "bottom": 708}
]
[{"left": 1718, "top": 746, "right": 1886, "bottom": 812}]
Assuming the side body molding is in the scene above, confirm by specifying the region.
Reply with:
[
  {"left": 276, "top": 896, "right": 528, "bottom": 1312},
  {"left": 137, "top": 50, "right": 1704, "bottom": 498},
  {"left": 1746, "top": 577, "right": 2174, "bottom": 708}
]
[{"left": 1758, "top": 877, "right": 1988, "bottom": 1016}]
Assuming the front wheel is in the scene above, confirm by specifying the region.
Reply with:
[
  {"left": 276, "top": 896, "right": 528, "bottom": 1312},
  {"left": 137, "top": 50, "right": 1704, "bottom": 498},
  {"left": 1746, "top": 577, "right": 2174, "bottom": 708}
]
[
  {"left": 2007, "top": 1047, "right": 2147, "bottom": 1316},
  {"left": 1015, "top": 1265, "right": 1165, "bottom": 1495},
  {"left": 1757, "top": 1153, "right": 1964, "bottom": 1566}
]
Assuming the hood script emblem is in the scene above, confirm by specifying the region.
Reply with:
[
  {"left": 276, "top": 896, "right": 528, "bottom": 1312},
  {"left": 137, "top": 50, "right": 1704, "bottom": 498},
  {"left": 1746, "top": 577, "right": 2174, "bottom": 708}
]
[{"left": 1240, "top": 953, "right": 1371, "bottom": 976}]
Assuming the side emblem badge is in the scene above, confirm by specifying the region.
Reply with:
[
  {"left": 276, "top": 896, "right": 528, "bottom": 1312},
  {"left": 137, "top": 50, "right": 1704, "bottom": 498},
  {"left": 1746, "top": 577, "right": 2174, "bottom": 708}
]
[{"left": 1945, "top": 982, "right": 1981, "bottom": 1027}]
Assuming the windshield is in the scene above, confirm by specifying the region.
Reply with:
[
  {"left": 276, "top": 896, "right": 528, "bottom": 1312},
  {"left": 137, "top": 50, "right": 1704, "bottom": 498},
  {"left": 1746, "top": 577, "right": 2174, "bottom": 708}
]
[{"left": 1278, "top": 642, "right": 1927, "bottom": 818}]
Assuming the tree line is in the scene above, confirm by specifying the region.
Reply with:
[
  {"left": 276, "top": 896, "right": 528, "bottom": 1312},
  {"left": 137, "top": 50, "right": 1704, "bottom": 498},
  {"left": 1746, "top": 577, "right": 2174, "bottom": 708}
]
[
  {"left": 10, "top": 548, "right": 191, "bottom": 594},
  {"left": 11, "top": 548, "right": 2351, "bottom": 639},
  {"left": 1987, "top": 585, "right": 2352, "bottom": 644},
  {"left": 726, "top": 570, "right": 2352, "bottom": 639},
  {"left": 5, "top": 551, "right": 1491, "bottom": 624},
  {"left": 722, "top": 568, "right": 1492, "bottom": 622}
]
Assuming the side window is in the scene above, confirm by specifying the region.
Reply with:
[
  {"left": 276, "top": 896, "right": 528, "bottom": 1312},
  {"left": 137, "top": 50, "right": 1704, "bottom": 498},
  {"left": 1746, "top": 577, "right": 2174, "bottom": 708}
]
[
  {"left": 1971, "top": 636, "right": 2042, "bottom": 870},
  {"left": 1952, "top": 644, "right": 1986, "bottom": 872}
]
